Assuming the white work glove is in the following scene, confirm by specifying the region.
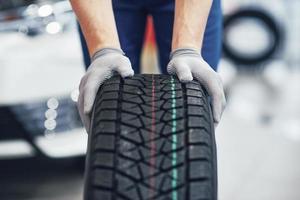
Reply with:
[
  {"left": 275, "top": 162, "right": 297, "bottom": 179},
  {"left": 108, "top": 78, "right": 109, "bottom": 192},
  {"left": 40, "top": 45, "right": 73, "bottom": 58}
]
[
  {"left": 167, "top": 48, "right": 226, "bottom": 127},
  {"left": 78, "top": 48, "right": 134, "bottom": 132}
]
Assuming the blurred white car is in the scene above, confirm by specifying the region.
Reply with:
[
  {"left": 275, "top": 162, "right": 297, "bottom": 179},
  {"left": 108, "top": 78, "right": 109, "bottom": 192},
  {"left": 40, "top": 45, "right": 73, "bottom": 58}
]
[{"left": 0, "top": 0, "right": 87, "bottom": 159}]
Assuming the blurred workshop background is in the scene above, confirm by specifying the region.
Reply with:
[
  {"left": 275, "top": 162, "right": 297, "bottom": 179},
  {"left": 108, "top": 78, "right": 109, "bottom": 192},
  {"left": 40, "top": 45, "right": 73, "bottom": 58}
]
[{"left": 0, "top": 0, "right": 300, "bottom": 199}]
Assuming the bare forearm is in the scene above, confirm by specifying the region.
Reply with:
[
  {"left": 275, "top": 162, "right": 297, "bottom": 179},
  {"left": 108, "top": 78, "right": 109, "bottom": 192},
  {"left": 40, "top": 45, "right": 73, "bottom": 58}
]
[
  {"left": 70, "top": 0, "right": 120, "bottom": 56},
  {"left": 172, "top": 0, "right": 212, "bottom": 51}
]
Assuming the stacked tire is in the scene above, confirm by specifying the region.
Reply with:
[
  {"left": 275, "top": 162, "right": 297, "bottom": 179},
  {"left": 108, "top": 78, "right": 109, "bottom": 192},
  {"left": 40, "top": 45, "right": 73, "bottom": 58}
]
[
  {"left": 223, "top": 9, "right": 282, "bottom": 65},
  {"left": 84, "top": 75, "right": 217, "bottom": 200}
]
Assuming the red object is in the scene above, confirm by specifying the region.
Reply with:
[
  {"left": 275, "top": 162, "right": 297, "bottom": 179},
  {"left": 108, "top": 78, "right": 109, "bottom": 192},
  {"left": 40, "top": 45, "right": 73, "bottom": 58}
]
[{"left": 144, "top": 16, "right": 156, "bottom": 46}]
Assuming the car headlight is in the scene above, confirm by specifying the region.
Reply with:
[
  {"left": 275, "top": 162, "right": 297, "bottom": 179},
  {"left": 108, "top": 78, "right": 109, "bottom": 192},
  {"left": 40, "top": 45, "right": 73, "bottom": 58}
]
[{"left": 38, "top": 4, "right": 53, "bottom": 17}]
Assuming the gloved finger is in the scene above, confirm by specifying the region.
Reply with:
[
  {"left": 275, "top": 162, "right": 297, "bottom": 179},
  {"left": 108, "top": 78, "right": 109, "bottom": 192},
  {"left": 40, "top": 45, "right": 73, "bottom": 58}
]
[
  {"left": 168, "top": 61, "right": 193, "bottom": 82},
  {"left": 80, "top": 112, "right": 91, "bottom": 133},
  {"left": 115, "top": 58, "right": 134, "bottom": 78},
  {"left": 77, "top": 89, "right": 90, "bottom": 132},
  {"left": 167, "top": 61, "right": 176, "bottom": 75},
  {"left": 118, "top": 67, "right": 134, "bottom": 78},
  {"left": 215, "top": 74, "right": 226, "bottom": 123},
  {"left": 193, "top": 68, "right": 226, "bottom": 124},
  {"left": 208, "top": 75, "right": 226, "bottom": 124},
  {"left": 82, "top": 114, "right": 91, "bottom": 133},
  {"left": 83, "top": 69, "right": 113, "bottom": 115},
  {"left": 79, "top": 74, "right": 89, "bottom": 92},
  {"left": 214, "top": 122, "right": 218, "bottom": 129}
]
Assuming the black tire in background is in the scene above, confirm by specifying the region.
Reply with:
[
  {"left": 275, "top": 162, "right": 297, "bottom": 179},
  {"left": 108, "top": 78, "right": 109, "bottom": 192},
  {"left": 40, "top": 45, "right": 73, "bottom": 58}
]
[
  {"left": 84, "top": 75, "right": 217, "bottom": 200},
  {"left": 223, "top": 9, "right": 282, "bottom": 65}
]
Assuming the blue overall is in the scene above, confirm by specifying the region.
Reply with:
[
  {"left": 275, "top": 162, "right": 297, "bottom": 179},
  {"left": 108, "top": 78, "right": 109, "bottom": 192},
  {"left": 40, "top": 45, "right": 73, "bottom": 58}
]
[{"left": 78, "top": 0, "right": 222, "bottom": 72}]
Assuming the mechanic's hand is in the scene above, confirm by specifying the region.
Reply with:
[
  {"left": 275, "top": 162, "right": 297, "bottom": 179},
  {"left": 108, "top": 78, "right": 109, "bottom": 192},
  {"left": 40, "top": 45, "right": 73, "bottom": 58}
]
[
  {"left": 78, "top": 48, "right": 134, "bottom": 132},
  {"left": 167, "top": 48, "right": 226, "bottom": 127}
]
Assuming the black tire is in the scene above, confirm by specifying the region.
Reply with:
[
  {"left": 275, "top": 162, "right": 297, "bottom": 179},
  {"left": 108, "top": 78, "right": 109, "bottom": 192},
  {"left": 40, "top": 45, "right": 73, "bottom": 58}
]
[
  {"left": 84, "top": 75, "right": 217, "bottom": 200},
  {"left": 223, "top": 9, "right": 282, "bottom": 65}
]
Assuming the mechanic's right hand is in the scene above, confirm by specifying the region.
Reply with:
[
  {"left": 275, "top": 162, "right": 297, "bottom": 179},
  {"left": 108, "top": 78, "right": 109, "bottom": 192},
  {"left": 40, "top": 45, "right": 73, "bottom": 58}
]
[
  {"left": 78, "top": 48, "right": 134, "bottom": 133},
  {"left": 167, "top": 48, "right": 226, "bottom": 127}
]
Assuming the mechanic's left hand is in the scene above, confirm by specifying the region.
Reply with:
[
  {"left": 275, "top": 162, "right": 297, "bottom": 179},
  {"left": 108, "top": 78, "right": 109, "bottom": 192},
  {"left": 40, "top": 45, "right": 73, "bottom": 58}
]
[
  {"left": 78, "top": 48, "right": 134, "bottom": 133},
  {"left": 167, "top": 48, "right": 226, "bottom": 127}
]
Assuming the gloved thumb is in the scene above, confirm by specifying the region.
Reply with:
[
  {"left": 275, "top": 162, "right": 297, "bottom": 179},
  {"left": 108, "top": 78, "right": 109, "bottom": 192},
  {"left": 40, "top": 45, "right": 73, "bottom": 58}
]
[
  {"left": 115, "top": 58, "right": 134, "bottom": 78},
  {"left": 168, "top": 61, "right": 193, "bottom": 82}
]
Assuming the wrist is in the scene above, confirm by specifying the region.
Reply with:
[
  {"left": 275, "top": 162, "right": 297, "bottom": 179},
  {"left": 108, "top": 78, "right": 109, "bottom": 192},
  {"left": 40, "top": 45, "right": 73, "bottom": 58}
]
[
  {"left": 90, "top": 42, "right": 121, "bottom": 57},
  {"left": 171, "top": 37, "right": 202, "bottom": 52},
  {"left": 92, "top": 47, "right": 124, "bottom": 62},
  {"left": 170, "top": 48, "right": 201, "bottom": 59}
]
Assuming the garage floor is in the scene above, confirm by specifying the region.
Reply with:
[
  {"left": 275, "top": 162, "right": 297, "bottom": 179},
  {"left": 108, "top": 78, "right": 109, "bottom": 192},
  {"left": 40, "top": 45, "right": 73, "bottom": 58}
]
[{"left": 0, "top": 158, "right": 84, "bottom": 200}]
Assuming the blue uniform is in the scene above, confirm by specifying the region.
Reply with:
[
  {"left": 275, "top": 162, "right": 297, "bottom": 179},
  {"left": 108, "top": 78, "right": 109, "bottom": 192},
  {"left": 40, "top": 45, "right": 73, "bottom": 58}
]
[{"left": 78, "top": 0, "right": 222, "bottom": 72}]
